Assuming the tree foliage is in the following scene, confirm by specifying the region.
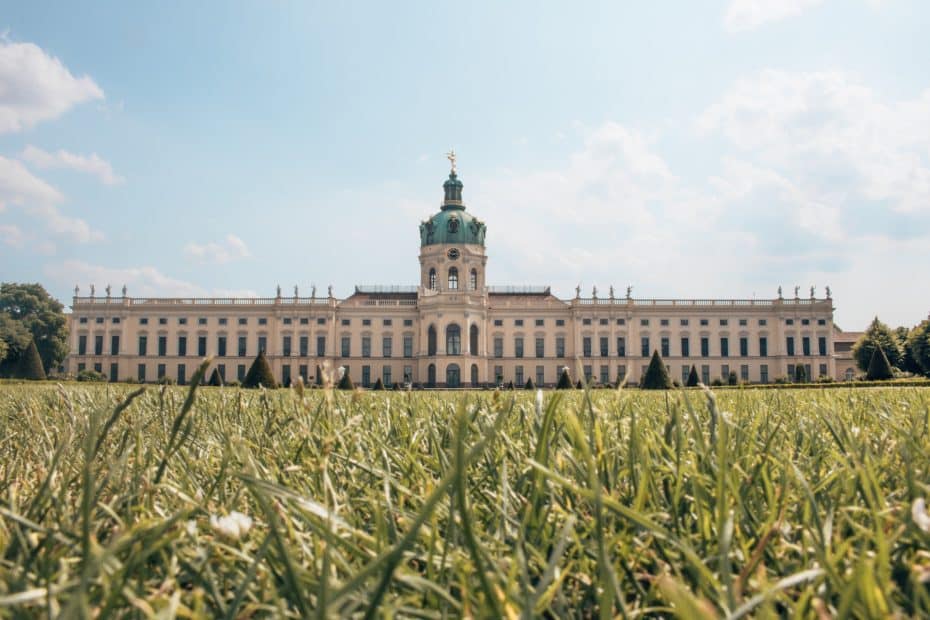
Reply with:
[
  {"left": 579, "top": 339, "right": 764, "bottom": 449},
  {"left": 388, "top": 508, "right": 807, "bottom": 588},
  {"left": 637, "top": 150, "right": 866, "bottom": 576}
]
[
  {"left": 243, "top": 351, "right": 277, "bottom": 388},
  {"left": 0, "top": 283, "right": 69, "bottom": 374},
  {"left": 909, "top": 319, "right": 930, "bottom": 376},
  {"left": 208, "top": 368, "right": 223, "bottom": 387},
  {"left": 556, "top": 368, "right": 573, "bottom": 390},
  {"left": 852, "top": 317, "right": 902, "bottom": 372},
  {"left": 524, "top": 378, "right": 535, "bottom": 390},
  {"left": 642, "top": 350, "right": 672, "bottom": 390},
  {"left": 337, "top": 368, "right": 354, "bottom": 390},
  {"left": 894, "top": 326, "right": 923, "bottom": 374},
  {"left": 0, "top": 313, "right": 32, "bottom": 375},
  {"left": 866, "top": 347, "right": 894, "bottom": 381}
]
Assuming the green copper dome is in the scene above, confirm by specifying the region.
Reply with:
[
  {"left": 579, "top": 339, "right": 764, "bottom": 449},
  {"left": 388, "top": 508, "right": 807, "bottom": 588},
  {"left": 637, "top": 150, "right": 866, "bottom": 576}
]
[{"left": 419, "top": 171, "right": 487, "bottom": 247}]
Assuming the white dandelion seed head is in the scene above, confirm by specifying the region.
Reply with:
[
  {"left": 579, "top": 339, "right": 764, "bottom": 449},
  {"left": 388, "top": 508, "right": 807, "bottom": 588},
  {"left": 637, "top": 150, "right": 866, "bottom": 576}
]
[
  {"left": 912, "top": 498, "right": 930, "bottom": 533},
  {"left": 210, "top": 511, "right": 253, "bottom": 541}
]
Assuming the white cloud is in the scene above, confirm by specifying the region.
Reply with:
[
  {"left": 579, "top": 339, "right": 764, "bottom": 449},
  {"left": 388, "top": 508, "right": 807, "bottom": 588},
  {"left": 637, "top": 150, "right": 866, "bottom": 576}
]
[
  {"left": 0, "top": 156, "right": 103, "bottom": 243},
  {"left": 20, "top": 145, "right": 123, "bottom": 185},
  {"left": 183, "top": 234, "right": 251, "bottom": 264},
  {"left": 0, "top": 39, "right": 104, "bottom": 133},
  {"left": 0, "top": 223, "right": 23, "bottom": 247},
  {"left": 723, "top": 0, "right": 826, "bottom": 32}
]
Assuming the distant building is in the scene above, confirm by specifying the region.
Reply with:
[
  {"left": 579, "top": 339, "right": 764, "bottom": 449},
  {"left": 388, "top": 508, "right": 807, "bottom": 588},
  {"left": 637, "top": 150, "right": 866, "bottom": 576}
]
[{"left": 65, "top": 164, "right": 841, "bottom": 386}]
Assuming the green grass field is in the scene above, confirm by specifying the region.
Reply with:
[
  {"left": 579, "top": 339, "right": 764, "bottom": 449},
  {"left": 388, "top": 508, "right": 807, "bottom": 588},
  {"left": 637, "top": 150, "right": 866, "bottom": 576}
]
[{"left": 1, "top": 368, "right": 929, "bottom": 617}]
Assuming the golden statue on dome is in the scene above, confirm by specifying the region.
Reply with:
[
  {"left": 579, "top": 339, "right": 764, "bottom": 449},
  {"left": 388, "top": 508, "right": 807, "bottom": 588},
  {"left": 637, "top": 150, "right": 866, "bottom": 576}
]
[{"left": 446, "top": 148, "right": 456, "bottom": 174}]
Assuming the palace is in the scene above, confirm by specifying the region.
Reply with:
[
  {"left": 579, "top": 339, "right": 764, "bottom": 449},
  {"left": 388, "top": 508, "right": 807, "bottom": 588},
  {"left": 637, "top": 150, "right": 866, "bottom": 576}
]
[{"left": 65, "top": 163, "right": 847, "bottom": 387}]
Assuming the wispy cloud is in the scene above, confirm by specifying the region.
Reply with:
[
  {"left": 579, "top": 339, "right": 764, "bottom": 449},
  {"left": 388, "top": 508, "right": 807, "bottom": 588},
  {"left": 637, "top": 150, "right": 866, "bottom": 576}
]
[
  {"left": 723, "top": 0, "right": 826, "bottom": 32},
  {"left": 20, "top": 145, "right": 123, "bottom": 185},
  {"left": 183, "top": 234, "right": 251, "bottom": 264},
  {"left": 0, "top": 223, "right": 23, "bottom": 247}
]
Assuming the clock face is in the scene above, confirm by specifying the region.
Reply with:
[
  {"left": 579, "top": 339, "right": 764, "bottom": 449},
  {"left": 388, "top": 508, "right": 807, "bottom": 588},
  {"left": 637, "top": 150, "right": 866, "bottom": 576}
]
[{"left": 447, "top": 248, "right": 460, "bottom": 260}]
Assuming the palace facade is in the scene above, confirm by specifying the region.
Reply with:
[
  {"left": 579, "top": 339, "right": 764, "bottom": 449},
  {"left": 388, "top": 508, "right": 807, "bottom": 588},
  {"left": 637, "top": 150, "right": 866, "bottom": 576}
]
[{"left": 65, "top": 166, "right": 843, "bottom": 386}]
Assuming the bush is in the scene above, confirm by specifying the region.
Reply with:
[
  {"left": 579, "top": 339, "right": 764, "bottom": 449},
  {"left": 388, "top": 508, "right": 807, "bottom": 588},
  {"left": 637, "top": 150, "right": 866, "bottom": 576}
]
[
  {"left": 243, "top": 351, "right": 277, "bottom": 389},
  {"left": 686, "top": 365, "right": 699, "bottom": 387},
  {"left": 711, "top": 377, "right": 725, "bottom": 387},
  {"left": 727, "top": 371, "right": 738, "bottom": 386},
  {"left": 76, "top": 369, "right": 106, "bottom": 382},
  {"left": 158, "top": 376, "right": 176, "bottom": 385},
  {"left": 866, "top": 347, "right": 894, "bottom": 381},
  {"left": 524, "top": 378, "right": 535, "bottom": 390},
  {"left": 226, "top": 380, "right": 241, "bottom": 387},
  {"left": 208, "top": 368, "right": 223, "bottom": 387},
  {"left": 575, "top": 379, "right": 584, "bottom": 390},
  {"left": 642, "top": 351, "right": 672, "bottom": 390},
  {"left": 372, "top": 377, "right": 385, "bottom": 391},
  {"left": 14, "top": 339, "right": 46, "bottom": 380},
  {"left": 556, "top": 368, "right": 573, "bottom": 390},
  {"left": 338, "top": 369, "right": 354, "bottom": 390}
]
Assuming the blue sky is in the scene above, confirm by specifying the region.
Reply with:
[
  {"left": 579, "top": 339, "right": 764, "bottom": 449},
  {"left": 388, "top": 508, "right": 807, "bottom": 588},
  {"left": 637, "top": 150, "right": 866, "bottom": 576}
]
[{"left": 1, "top": 0, "right": 928, "bottom": 329}]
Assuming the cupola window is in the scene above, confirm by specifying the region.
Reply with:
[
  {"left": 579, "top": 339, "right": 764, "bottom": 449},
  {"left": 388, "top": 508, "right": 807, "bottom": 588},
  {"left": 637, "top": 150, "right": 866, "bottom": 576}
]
[
  {"left": 448, "top": 267, "right": 459, "bottom": 290},
  {"left": 448, "top": 217, "right": 459, "bottom": 233},
  {"left": 470, "top": 269, "right": 478, "bottom": 290},
  {"left": 428, "top": 268, "right": 437, "bottom": 290}
]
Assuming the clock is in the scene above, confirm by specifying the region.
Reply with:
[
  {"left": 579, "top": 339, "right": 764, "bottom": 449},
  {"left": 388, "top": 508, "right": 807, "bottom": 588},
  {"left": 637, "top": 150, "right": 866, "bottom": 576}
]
[{"left": 447, "top": 248, "right": 460, "bottom": 260}]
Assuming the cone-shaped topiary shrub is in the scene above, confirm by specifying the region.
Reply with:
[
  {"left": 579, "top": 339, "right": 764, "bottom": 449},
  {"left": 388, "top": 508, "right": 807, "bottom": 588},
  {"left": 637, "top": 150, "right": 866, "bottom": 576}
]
[
  {"left": 338, "top": 369, "right": 354, "bottom": 390},
  {"left": 15, "top": 339, "right": 46, "bottom": 380},
  {"left": 686, "top": 365, "right": 699, "bottom": 387},
  {"left": 372, "top": 377, "right": 385, "bottom": 390},
  {"left": 556, "top": 368, "right": 573, "bottom": 390},
  {"left": 524, "top": 377, "right": 535, "bottom": 390},
  {"left": 243, "top": 351, "right": 277, "bottom": 388},
  {"left": 315, "top": 365, "right": 323, "bottom": 387},
  {"left": 208, "top": 368, "right": 223, "bottom": 386},
  {"left": 728, "top": 371, "right": 738, "bottom": 386},
  {"left": 866, "top": 346, "right": 894, "bottom": 381},
  {"left": 642, "top": 350, "right": 672, "bottom": 390},
  {"left": 575, "top": 379, "right": 584, "bottom": 389},
  {"left": 794, "top": 365, "right": 807, "bottom": 383},
  {"left": 506, "top": 380, "right": 515, "bottom": 390}
]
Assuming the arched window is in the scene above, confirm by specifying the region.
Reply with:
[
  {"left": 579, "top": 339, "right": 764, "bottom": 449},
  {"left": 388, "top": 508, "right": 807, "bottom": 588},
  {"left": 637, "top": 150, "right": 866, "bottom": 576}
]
[
  {"left": 470, "top": 269, "right": 478, "bottom": 290},
  {"left": 470, "top": 324, "right": 479, "bottom": 355},
  {"left": 446, "top": 324, "right": 461, "bottom": 355},
  {"left": 427, "top": 363, "right": 437, "bottom": 387},
  {"left": 428, "top": 268, "right": 437, "bottom": 290},
  {"left": 427, "top": 325, "right": 437, "bottom": 356},
  {"left": 448, "top": 267, "right": 458, "bottom": 290}
]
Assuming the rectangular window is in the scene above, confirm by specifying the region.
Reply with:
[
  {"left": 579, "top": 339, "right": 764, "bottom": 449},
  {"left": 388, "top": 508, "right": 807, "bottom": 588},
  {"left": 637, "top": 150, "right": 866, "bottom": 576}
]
[
  {"left": 238, "top": 336, "right": 247, "bottom": 357},
  {"left": 158, "top": 318, "right": 167, "bottom": 325},
  {"left": 739, "top": 337, "right": 748, "bottom": 357},
  {"left": 617, "top": 337, "right": 626, "bottom": 357},
  {"left": 801, "top": 319, "right": 810, "bottom": 326},
  {"left": 680, "top": 337, "right": 689, "bottom": 357},
  {"left": 600, "top": 336, "right": 609, "bottom": 357},
  {"left": 283, "top": 336, "right": 292, "bottom": 357},
  {"left": 218, "top": 318, "right": 227, "bottom": 326},
  {"left": 556, "top": 336, "right": 565, "bottom": 358},
  {"left": 258, "top": 336, "right": 267, "bottom": 354},
  {"left": 760, "top": 364, "right": 769, "bottom": 383},
  {"left": 583, "top": 337, "right": 592, "bottom": 358},
  {"left": 341, "top": 319, "right": 351, "bottom": 326},
  {"left": 258, "top": 318, "right": 267, "bottom": 326},
  {"left": 819, "top": 363, "right": 827, "bottom": 378},
  {"left": 177, "top": 336, "right": 187, "bottom": 357},
  {"left": 759, "top": 337, "right": 768, "bottom": 357},
  {"left": 362, "top": 337, "right": 371, "bottom": 357},
  {"left": 95, "top": 335, "right": 103, "bottom": 355},
  {"left": 700, "top": 319, "right": 709, "bottom": 326},
  {"left": 178, "top": 318, "right": 187, "bottom": 325},
  {"left": 112, "top": 317, "right": 120, "bottom": 324},
  {"left": 788, "top": 363, "right": 796, "bottom": 380},
  {"left": 138, "top": 336, "right": 147, "bottom": 356},
  {"left": 157, "top": 363, "right": 166, "bottom": 380},
  {"left": 362, "top": 319, "right": 371, "bottom": 326},
  {"left": 660, "top": 319, "right": 669, "bottom": 326},
  {"left": 786, "top": 319, "right": 794, "bottom": 325},
  {"left": 157, "top": 336, "right": 166, "bottom": 357},
  {"left": 383, "top": 319, "right": 392, "bottom": 326},
  {"left": 282, "top": 364, "right": 291, "bottom": 385},
  {"left": 514, "top": 319, "right": 524, "bottom": 326},
  {"left": 535, "top": 319, "right": 544, "bottom": 327},
  {"left": 78, "top": 335, "right": 87, "bottom": 355},
  {"left": 494, "top": 319, "right": 503, "bottom": 326},
  {"left": 93, "top": 362, "right": 102, "bottom": 373},
  {"left": 217, "top": 336, "right": 227, "bottom": 357},
  {"left": 383, "top": 365, "right": 392, "bottom": 386},
  {"left": 341, "top": 336, "right": 351, "bottom": 357},
  {"left": 382, "top": 336, "right": 392, "bottom": 358},
  {"left": 739, "top": 319, "right": 747, "bottom": 326},
  {"left": 494, "top": 365, "right": 504, "bottom": 383},
  {"left": 616, "top": 318, "right": 625, "bottom": 326},
  {"left": 317, "top": 318, "right": 326, "bottom": 325},
  {"left": 141, "top": 318, "right": 151, "bottom": 325},
  {"left": 515, "top": 365, "right": 524, "bottom": 386},
  {"left": 403, "top": 365, "right": 413, "bottom": 383},
  {"left": 217, "top": 364, "right": 226, "bottom": 382},
  {"left": 584, "top": 365, "right": 593, "bottom": 382},
  {"left": 582, "top": 318, "right": 592, "bottom": 326},
  {"left": 701, "top": 365, "right": 710, "bottom": 384},
  {"left": 79, "top": 317, "right": 88, "bottom": 324},
  {"left": 818, "top": 336, "right": 827, "bottom": 356},
  {"left": 759, "top": 319, "right": 767, "bottom": 326},
  {"left": 599, "top": 318, "right": 608, "bottom": 326},
  {"left": 137, "top": 363, "right": 146, "bottom": 382},
  {"left": 177, "top": 363, "right": 186, "bottom": 385},
  {"left": 640, "top": 319, "right": 649, "bottom": 326},
  {"left": 681, "top": 365, "right": 690, "bottom": 384},
  {"left": 299, "top": 364, "right": 308, "bottom": 381},
  {"left": 556, "top": 319, "right": 565, "bottom": 326},
  {"left": 361, "top": 365, "right": 371, "bottom": 387},
  {"left": 600, "top": 365, "right": 609, "bottom": 385},
  {"left": 317, "top": 336, "right": 326, "bottom": 356},
  {"left": 403, "top": 319, "right": 413, "bottom": 327},
  {"left": 641, "top": 336, "right": 650, "bottom": 357},
  {"left": 238, "top": 318, "right": 247, "bottom": 326},
  {"left": 805, "top": 363, "right": 812, "bottom": 381},
  {"left": 701, "top": 337, "right": 709, "bottom": 357},
  {"left": 198, "top": 336, "right": 207, "bottom": 357},
  {"left": 680, "top": 319, "right": 689, "bottom": 326},
  {"left": 110, "top": 363, "right": 118, "bottom": 382},
  {"left": 721, "top": 364, "right": 730, "bottom": 380},
  {"left": 661, "top": 337, "right": 670, "bottom": 357},
  {"left": 494, "top": 337, "right": 503, "bottom": 358},
  {"left": 300, "top": 335, "right": 308, "bottom": 356},
  {"left": 515, "top": 337, "right": 524, "bottom": 358},
  {"left": 720, "top": 319, "right": 729, "bottom": 326},
  {"left": 237, "top": 364, "right": 246, "bottom": 381},
  {"left": 198, "top": 317, "right": 207, "bottom": 325},
  {"left": 786, "top": 336, "right": 795, "bottom": 356},
  {"left": 536, "top": 365, "right": 545, "bottom": 386},
  {"left": 618, "top": 365, "right": 627, "bottom": 382},
  {"left": 535, "top": 337, "right": 545, "bottom": 358},
  {"left": 300, "top": 318, "right": 309, "bottom": 325},
  {"left": 96, "top": 317, "right": 104, "bottom": 324},
  {"left": 403, "top": 335, "right": 413, "bottom": 358},
  {"left": 802, "top": 336, "right": 811, "bottom": 356},
  {"left": 740, "top": 364, "right": 749, "bottom": 381},
  {"left": 720, "top": 337, "right": 729, "bottom": 358}
]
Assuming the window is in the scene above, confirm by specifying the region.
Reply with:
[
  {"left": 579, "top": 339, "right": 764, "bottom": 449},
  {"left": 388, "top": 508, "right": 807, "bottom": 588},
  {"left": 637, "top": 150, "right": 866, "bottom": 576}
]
[
  {"left": 138, "top": 336, "right": 147, "bottom": 356},
  {"left": 494, "top": 319, "right": 503, "bottom": 327},
  {"left": 403, "top": 319, "right": 413, "bottom": 327},
  {"left": 721, "top": 364, "right": 730, "bottom": 380},
  {"left": 556, "top": 336, "right": 565, "bottom": 358},
  {"left": 177, "top": 336, "right": 187, "bottom": 357},
  {"left": 217, "top": 336, "right": 227, "bottom": 357},
  {"left": 700, "top": 337, "right": 709, "bottom": 357},
  {"left": 198, "top": 336, "right": 207, "bottom": 357},
  {"left": 739, "top": 319, "right": 747, "bottom": 326},
  {"left": 79, "top": 317, "right": 88, "bottom": 324},
  {"left": 178, "top": 318, "right": 187, "bottom": 325},
  {"left": 617, "top": 337, "right": 626, "bottom": 357},
  {"left": 362, "top": 319, "right": 371, "bottom": 326},
  {"left": 157, "top": 336, "right": 166, "bottom": 357},
  {"left": 583, "top": 365, "right": 593, "bottom": 382},
  {"left": 739, "top": 337, "right": 748, "bottom": 357},
  {"left": 137, "top": 364, "right": 146, "bottom": 382},
  {"left": 448, "top": 267, "right": 458, "bottom": 290},
  {"left": 515, "top": 366, "right": 524, "bottom": 386},
  {"left": 383, "top": 366, "right": 392, "bottom": 386},
  {"left": 299, "top": 336, "right": 308, "bottom": 356},
  {"left": 600, "top": 365, "right": 609, "bottom": 385},
  {"left": 600, "top": 337, "right": 609, "bottom": 357},
  {"left": 299, "top": 364, "right": 308, "bottom": 381},
  {"left": 341, "top": 319, "right": 351, "bottom": 326},
  {"left": 514, "top": 319, "right": 524, "bottom": 327},
  {"left": 238, "top": 318, "right": 248, "bottom": 326},
  {"left": 494, "top": 365, "right": 504, "bottom": 384},
  {"left": 428, "top": 326, "right": 437, "bottom": 355},
  {"left": 535, "top": 319, "right": 544, "bottom": 327},
  {"left": 362, "top": 336, "right": 371, "bottom": 357},
  {"left": 283, "top": 336, "right": 292, "bottom": 357},
  {"left": 680, "top": 319, "right": 689, "bottom": 326},
  {"left": 641, "top": 319, "right": 649, "bottom": 326},
  {"left": 759, "top": 319, "right": 767, "bottom": 326},
  {"left": 720, "top": 319, "right": 729, "bottom": 326},
  {"left": 403, "top": 365, "right": 413, "bottom": 383},
  {"left": 786, "top": 336, "right": 795, "bottom": 356},
  {"left": 760, "top": 364, "right": 769, "bottom": 383},
  {"left": 177, "top": 364, "right": 186, "bottom": 385},
  {"left": 660, "top": 319, "right": 669, "bottom": 326},
  {"left": 428, "top": 268, "right": 437, "bottom": 289},
  {"left": 258, "top": 318, "right": 267, "bottom": 326},
  {"left": 217, "top": 364, "right": 226, "bottom": 382},
  {"left": 802, "top": 337, "right": 810, "bottom": 356},
  {"left": 661, "top": 337, "right": 669, "bottom": 357},
  {"left": 759, "top": 337, "right": 768, "bottom": 357},
  {"left": 258, "top": 336, "right": 267, "bottom": 354},
  {"left": 237, "top": 364, "right": 247, "bottom": 381},
  {"left": 720, "top": 337, "right": 729, "bottom": 357},
  {"left": 78, "top": 335, "right": 87, "bottom": 355},
  {"left": 95, "top": 335, "right": 104, "bottom": 355},
  {"left": 700, "top": 319, "right": 709, "bottom": 326},
  {"left": 641, "top": 337, "right": 650, "bottom": 358},
  {"left": 583, "top": 337, "right": 592, "bottom": 357},
  {"left": 300, "top": 318, "right": 309, "bottom": 325},
  {"left": 341, "top": 336, "right": 351, "bottom": 357},
  {"left": 77, "top": 363, "right": 85, "bottom": 373},
  {"left": 281, "top": 364, "right": 291, "bottom": 385},
  {"left": 514, "top": 336, "right": 524, "bottom": 358},
  {"left": 447, "top": 325, "right": 461, "bottom": 355},
  {"left": 740, "top": 364, "right": 749, "bottom": 381},
  {"left": 112, "top": 317, "right": 121, "bottom": 324},
  {"left": 361, "top": 365, "right": 371, "bottom": 388},
  {"left": 801, "top": 319, "right": 810, "bottom": 326},
  {"left": 382, "top": 336, "right": 392, "bottom": 357},
  {"left": 535, "top": 337, "right": 545, "bottom": 358},
  {"left": 786, "top": 319, "right": 794, "bottom": 325},
  {"left": 701, "top": 365, "right": 710, "bottom": 384},
  {"left": 600, "top": 318, "right": 609, "bottom": 326},
  {"left": 818, "top": 337, "right": 827, "bottom": 356},
  {"left": 556, "top": 319, "right": 565, "bottom": 326},
  {"left": 217, "top": 318, "right": 228, "bottom": 326},
  {"left": 95, "top": 317, "right": 104, "bottom": 325},
  {"left": 383, "top": 319, "right": 392, "bottom": 326},
  {"left": 317, "top": 336, "right": 326, "bottom": 356},
  {"left": 157, "top": 364, "right": 166, "bottom": 380},
  {"left": 618, "top": 365, "right": 627, "bottom": 383},
  {"left": 582, "top": 318, "right": 592, "bottom": 326},
  {"left": 470, "top": 269, "right": 478, "bottom": 290},
  {"left": 317, "top": 318, "right": 326, "bottom": 325},
  {"left": 616, "top": 318, "right": 625, "bottom": 326},
  {"left": 198, "top": 317, "right": 207, "bottom": 325},
  {"left": 818, "top": 319, "right": 826, "bottom": 326},
  {"left": 681, "top": 337, "right": 690, "bottom": 357},
  {"left": 787, "top": 364, "right": 795, "bottom": 380},
  {"left": 283, "top": 317, "right": 292, "bottom": 325},
  {"left": 403, "top": 335, "right": 413, "bottom": 358},
  {"left": 819, "top": 363, "right": 827, "bottom": 378},
  {"left": 681, "top": 366, "right": 690, "bottom": 384},
  {"left": 536, "top": 365, "right": 545, "bottom": 386},
  {"left": 238, "top": 336, "right": 247, "bottom": 357}
]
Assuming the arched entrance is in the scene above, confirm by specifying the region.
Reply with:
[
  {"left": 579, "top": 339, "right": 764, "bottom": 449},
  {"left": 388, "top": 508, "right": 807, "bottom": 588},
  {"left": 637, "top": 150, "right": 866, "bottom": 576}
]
[
  {"left": 471, "top": 364, "right": 479, "bottom": 387},
  {"left": 470, "top": 324, "right": 479, "bottom": 355},
  {"left": 427, "top": 363, "right": 436, "bottom": 387},
  {"left": 446, "top": 363, "right": 461, "bottom": 388}
]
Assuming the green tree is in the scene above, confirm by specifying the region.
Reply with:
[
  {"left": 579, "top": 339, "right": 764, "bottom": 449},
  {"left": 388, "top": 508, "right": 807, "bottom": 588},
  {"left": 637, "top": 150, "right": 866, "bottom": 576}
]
[
  {"left": 642, "top": 350, "right": 672, "bottom": 389},
  {"left": 0, "top": 283, "right": 69, "bottom": 374},
  {"left": 866, "top": 347, "right": 894, "bottom": 381},
  {"left": 852, "top": 317, "right": 902, "bottom": 372},
  {"left": 894, "top": 326, "right": 922, "bottom": 374},
  {"left": 242, "top": 351, "right": 277, "bottom": 388},
  {"left": 686, "top": 365, "right": 699, "bottom": 387},
  {"left": 208, "top": 368, "right": 223, "bottom": 386},
  {"left": 337, "top": 368, "right": 354, "bottom": 390},
  {"left": 908, "top": 319, "right": 930, "bottom": 376},
  {"left": 15, "top": 339, "right": 46, "bottom": 380},
  {"left": 556, "top": 368, "right": 573, "bottom": 390},
  {"left": 0, "top": 313, "right": 32, "bottom": 375},
  {"left": 524, "top": 377, "right": 535, "bottom": 390}
]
